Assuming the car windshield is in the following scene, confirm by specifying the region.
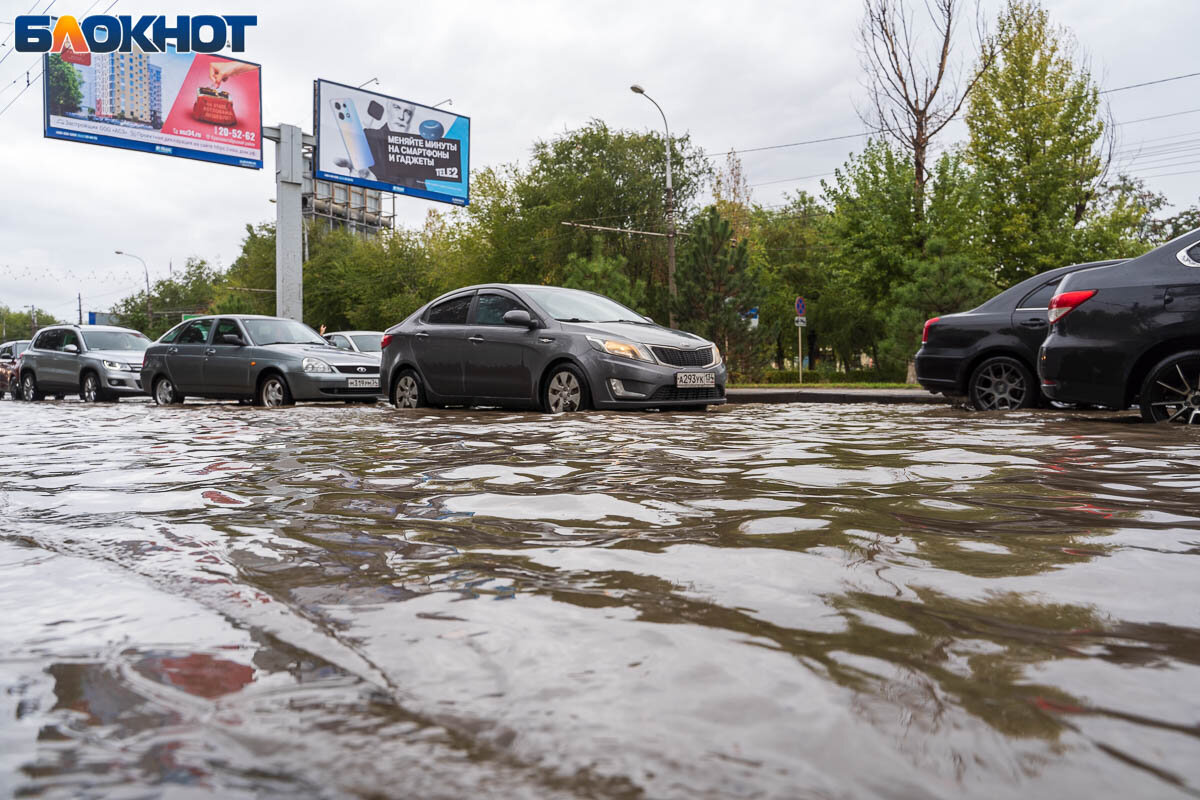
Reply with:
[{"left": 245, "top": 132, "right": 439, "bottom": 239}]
[
  {"left": 350, "top": 334, "right": 382, "bottom": 352},
  {"left": 522, "top": 287, "right": 645, "bottom": 324},
  {"left": 81, "top": 331, "right": 150, "bottom": 351},
  {"left": 243, "top": 319, "right": 327, "bottom": 346}
]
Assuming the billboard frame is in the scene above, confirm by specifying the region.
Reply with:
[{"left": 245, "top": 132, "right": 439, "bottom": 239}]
[
  {"left": 43, "top": 52, "right": 264, "bottom": 170},
  {"left": 312, "top": 78, "right": 471, "bottom": 206}
]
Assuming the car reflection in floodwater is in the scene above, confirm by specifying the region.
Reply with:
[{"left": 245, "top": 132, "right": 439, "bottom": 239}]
[{"left": 1, "top": 401, "right": 1199, "bottom": 799}]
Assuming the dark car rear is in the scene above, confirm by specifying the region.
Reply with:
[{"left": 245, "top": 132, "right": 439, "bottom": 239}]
[
  {"left": 1039, "top": 229, "right": 1200, "bottom": 422},
  {"left": 916, "top": 260, "right": 1125, "bottom": 409}
]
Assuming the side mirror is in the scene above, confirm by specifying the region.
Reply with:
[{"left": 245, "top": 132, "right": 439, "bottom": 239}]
[
  {"left": 503, "top": 309, "right": 536, "bottom": 328},
  {"left": 643, "top": 315, "right": 654, "bottom": 324},
  {"left": 220, "top": 334, "right": 245, "bottom": 346},
  {"left": 64, "top": 343, "right": 79, "bottom": 354}
]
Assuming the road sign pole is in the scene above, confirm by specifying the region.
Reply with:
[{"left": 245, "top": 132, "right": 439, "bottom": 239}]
[{"left": 798, "top": 324, "right": 802, "bottom": 384}]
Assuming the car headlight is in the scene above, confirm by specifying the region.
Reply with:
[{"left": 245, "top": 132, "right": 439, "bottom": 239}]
[
  {"left": 586, "top": 336, "right": 654, "bottom": 362},
  {"left": 302, "top": 357, "right": 334, "bottom": 373},
  {"left": 711, "top": 344, "right": 722, "bottom": 365},
  {"left": 102, "top": 360, "right": 127, "bottom": 371}
]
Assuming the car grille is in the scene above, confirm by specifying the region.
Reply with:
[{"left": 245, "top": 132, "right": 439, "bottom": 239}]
[
  {"left": 333, "top": 364, "right": 380, "bottom": 374},
  {"left": 648, "top": 386, "right": 724, "bottom": 402},
  {"left": 651, "top": 346, "right": 713, "bottom": 367}
]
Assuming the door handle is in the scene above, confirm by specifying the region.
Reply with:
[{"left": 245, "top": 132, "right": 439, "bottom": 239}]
[
  {"left": 1164, "top": 290, "right": 1175, "bottom": 305},
  {"left": 205, "top": 348, "right": 217, "bottom": 355},
  {"left": 1019, "top": 318, "right": 1047, "bottom": 328},
  {"left": 168, "top": 347, "right": 179, "bottom": 354},
  {"left": 414, "top": 332, "right": 429, "bottom": 339},
  {"left": 468, "top": 335, "right": 485, "bottom": 343}
]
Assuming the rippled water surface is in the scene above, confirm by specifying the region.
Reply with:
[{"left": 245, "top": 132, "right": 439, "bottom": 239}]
[{"left": 2, "top": 399, "right": 1199, "bottom": 799}]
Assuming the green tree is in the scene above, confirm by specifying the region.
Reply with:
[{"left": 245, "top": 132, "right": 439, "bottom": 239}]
[
  {"left": 561, "top": 237, "right": 645, "bottom": 312},
  {"left": 110, "top": 258, "right": 223, "bottom": 338},
  {"left": 965, "top": 0, "right": 1148, "bottom": 284},
  {"left": 45, "top": 54, "right": 82, "bottom": 116},
  {"left": 0, "top": 305, "right": 61, "bottom": 340},
  {"left": 673, "top": 207, "right": 767, "bottom": 378}
]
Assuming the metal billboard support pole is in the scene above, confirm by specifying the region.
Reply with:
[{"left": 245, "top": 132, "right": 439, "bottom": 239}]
[{"left": 264, "top": 124, "right": 312, "bottom": 321}]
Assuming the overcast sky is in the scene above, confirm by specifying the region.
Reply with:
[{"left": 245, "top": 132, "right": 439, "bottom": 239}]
[{"left": 2, "top": 0, "right": 1198, "bottom": 324}]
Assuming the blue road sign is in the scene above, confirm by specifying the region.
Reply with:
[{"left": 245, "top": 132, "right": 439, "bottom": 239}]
[{"left": 795, "top": 296, "right": 806, "bottom": 316}]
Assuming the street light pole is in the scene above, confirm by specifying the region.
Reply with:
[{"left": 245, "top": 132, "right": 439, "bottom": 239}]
[
  {"left": 631, "top": 84, "right": 676, "bottom": 328},
  {"left": 115, "top": 250, "right": 152, "bottom": 323}
]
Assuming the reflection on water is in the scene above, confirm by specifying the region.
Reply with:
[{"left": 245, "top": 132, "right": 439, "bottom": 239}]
[{"left": 2, "top": 400, "right": 1199, "bottom": 798}]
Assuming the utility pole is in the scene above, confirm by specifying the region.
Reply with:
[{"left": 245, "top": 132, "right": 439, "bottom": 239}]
[
  {"left": 263, "top": 124, "right": 311, "bottom": 321},
  {"left": 78, "top": 293, "right": 82, "bottom": 325},
  {"left": 631, "top": 84, "right": 677, "bottom": 328},
  {"left": 24, "top": 305, "right": 37, "bottom": 337}
]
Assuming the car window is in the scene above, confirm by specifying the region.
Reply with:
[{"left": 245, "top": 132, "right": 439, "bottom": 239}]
[
  {"left": 81, "top": 330, "right": 150, "bottom": 351},
  {"left": 427, "top": 295, "right": 472, "bottom": 325},
  {"left": 60, "top": 330, "right": 81, "bottom": 351},
  {"left": 521, "top": 286, "right": 644, "bottom": 323},
  {"left": 177, "top": 319, "right": 213, "bottom": 345},
  {"left": 0, "top": 346, "right": 11, "bottom": 359},
  {"left": 33, "top": 330, "right": 60, "bottom": 351},
  {"left": 474, "top": 293, "right": 526, "bottom": 325},
  {"left": 242, "top": 319, "right": 326, "bottom": 346},
  {"left": 14, "top": 342, "right": 28, "bottom": 355},
  {"left": 329, "top": 335, "right": 352, "bottom": 349},
  {"left": 349, "top": 334, "right": 381, "bottom": 352},
  {"left": 212, "top": 319, "right": 244, "bottom": 346},
  {"left": 159, "top": 323, "right": 186, "bottom": 344},
  {"left": 1018, "top": 279, "right": 1061, "bottom": 310}
]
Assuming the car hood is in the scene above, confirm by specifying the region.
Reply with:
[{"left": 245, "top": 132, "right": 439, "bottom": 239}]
[
  {"left": 561, "top": 321, "right": 712, "bottom": 348},
  {"left": 87, "top": 349, "right": 149, "bottom": 363},
  {"left": 260, "top": 343, "right": 379, "bottom": 365}
]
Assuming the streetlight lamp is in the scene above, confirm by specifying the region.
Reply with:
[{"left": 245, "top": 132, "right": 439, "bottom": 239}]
[
  {"left": 115, "top": 250, "right": 152, "bottom": 323},
  {"left": 631, "top": 83, "right": 676, "bottom": 328}
]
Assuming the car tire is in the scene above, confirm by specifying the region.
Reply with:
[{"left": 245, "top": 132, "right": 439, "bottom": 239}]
[
  {"left": 152, "top": 376, "right": 184, "bottom": 406},
  {"left": 968, "top": 356, "right": 1037, "bottom": 411},
  {"left": 21, "top": 373, "right": 43, "bottom": 402},
  {"left": 391, "top": 369, "right": 426, "bottom": 409},
  {"left": 542, "top": 364, "right": 589, "bottom": 413},
  {"left": 80, "top": 371, "right": 113, "bottom": 403},
  {"left": 255, "top": 373, "right": 294, "bottom": 408},
  {"left": 1138, "top": 350, "right": 1200, "bottom": 424}
]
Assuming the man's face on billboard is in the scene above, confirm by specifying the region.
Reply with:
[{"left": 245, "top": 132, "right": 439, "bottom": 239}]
[{"left": 387, "top": 102, "right": 414, "bottom": 132}]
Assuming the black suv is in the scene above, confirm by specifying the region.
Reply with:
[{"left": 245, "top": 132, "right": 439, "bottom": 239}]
[
  {"left": 916, "top": 260, "right": 1124, "bottom": 409},
  {"left": 1039, "top": 229, "right": 1200, "bottom": 422}
]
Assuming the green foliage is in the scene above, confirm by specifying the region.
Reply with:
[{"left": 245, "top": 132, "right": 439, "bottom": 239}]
[
  {"left": 110, "top": 259, "right": 223, "bottom": 338},
  {"left": 0, "top": 305, "right": 61, "bottom": 340},
  {"left": 561, "top": 238, "right": 646, "bottom": 311},
  {"left": 674, "top": 207, "right": 768, "bottom": 377},
  {"left": 45, "top": 54, "right": 82, "bottom": 116}
]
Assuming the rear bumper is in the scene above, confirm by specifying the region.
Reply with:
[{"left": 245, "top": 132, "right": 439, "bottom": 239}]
[
  {"left": 914, "top": 349, "right": 964, "bottom": 396},
  {"left": 1037, "top": 338, "right": 1125, "bottom": 407}
]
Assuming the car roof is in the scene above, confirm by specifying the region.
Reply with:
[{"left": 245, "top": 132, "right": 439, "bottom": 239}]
[
  {"left": 38, "top": 324, "right": 145, "bottom": 334},
  {"left": 1, "top": 339, "right": 30, "bottom": 345},
  {"left": 326, "top": 330, "right": 383, "bottom": 336},
  {"left": 973, "top": 259, "right": 1129, "bottom": 313}
]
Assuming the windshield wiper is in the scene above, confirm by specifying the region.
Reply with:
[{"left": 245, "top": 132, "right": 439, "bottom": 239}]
[
  {"left": 599, "top": 319, "right": 654, "bottom": 325},
  {"left": 555, "top": 317, "right": 594, "bottom": 323}
]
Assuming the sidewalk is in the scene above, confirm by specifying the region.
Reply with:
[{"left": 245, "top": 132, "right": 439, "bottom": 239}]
[{"left": 726, "top": 387, "right": 949, "bottom": 405}]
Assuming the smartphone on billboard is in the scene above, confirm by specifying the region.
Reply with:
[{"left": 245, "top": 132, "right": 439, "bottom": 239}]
[{"left": 329, "top": 98, "right": 374, "bottom": 173}]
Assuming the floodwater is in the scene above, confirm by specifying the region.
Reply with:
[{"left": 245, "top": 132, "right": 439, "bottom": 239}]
[{"left": 1, "top": 399, "right": 1199, "bottom": 799}]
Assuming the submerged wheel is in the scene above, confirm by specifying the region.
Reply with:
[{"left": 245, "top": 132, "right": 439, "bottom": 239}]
[
  {"left": 81, "top": 371, "right": 113, "bottom": 403},
  {"left": 153, "top": 376, "right": 184, "bottom": 405},
  {"left": 1139, "top": 350, "right": 1200, "bottom": 424},
  {"left": 391, "top": 369, "right": 426, "bottom": 409},
  {"left": 542, "top": 365, "right": 588, "bottom": 413},
  {"left": 21, "top": 373, "right": 43, "bottom": 402},
  {"left": 968, "top": 356, "right": 1036, "bottom": 411},
  {"left": 256, "top": 373, "right": 294, "bottom": 408}
]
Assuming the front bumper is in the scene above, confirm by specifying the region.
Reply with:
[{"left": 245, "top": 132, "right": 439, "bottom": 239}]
[
  {"left": 584, "top": 353, "right": 726, "bottom": 410},
  {"left": 102, "top": 368, "right": 146, "bottom": 395},
  {"left": 285, "top": 368, "right": 383, "bottom": 401}
]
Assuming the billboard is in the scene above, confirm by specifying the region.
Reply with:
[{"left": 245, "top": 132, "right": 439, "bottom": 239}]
[
  {"left": 44, "top": 49, "right": 262, "bottom": 169},
  {"left": 314, "top": 79, "right": 470, "bottom": 206}
]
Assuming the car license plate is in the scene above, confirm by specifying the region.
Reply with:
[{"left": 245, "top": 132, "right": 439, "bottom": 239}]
[
  {"left": 675, "top": 372, "right": 715, "bottom": 388},
  {"left": 347, "top": 378, "right": 380, "bottom": 389}
]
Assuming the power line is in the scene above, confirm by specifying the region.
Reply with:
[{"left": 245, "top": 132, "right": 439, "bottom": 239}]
[{"left": 0, "top": 0, "right": 54, "bottom": 69}]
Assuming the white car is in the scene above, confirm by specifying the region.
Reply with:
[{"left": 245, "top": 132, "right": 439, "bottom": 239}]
[{"left": 323, "top": 330, "right": 383, "bottom": 360}]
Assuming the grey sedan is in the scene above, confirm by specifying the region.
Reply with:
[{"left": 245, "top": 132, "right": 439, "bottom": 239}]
[
  {"left": 380, "top": 284, "right": 726, "bottom": 412},
  {"left": 141, "top": 315, "right": 381, "bottom": 407}
]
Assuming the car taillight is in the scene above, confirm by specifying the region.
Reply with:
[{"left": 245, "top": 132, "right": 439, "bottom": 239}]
[
  {"left": 922, "top": 317, "right": 939, "bottom": 344},
  {"left": 380, "top": 333, "right": 393, "bottom": 350},
  {"left": 1048, "top": 290, "right": 1096, "bottom": 324}
]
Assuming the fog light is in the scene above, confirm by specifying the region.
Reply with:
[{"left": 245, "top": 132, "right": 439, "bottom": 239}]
[{"left": 609, "top": 378, "right": 647, "bottom": 399}]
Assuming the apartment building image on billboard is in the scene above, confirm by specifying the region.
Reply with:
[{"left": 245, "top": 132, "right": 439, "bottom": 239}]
[{"left": 94, "top": 52, "right": 153, "bottom": 125}]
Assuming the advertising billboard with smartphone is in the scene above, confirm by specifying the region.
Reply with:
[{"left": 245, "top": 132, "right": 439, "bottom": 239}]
[
  {"left": 313, "top": 79, "right": 470, "bottom": 206},
  {"left": 43, "top": 50, "right": 262, "bottom": 169}
]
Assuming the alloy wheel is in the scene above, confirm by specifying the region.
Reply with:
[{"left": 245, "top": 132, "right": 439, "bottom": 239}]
[
  {"left": 83, "top": 374, "right": 99, "bottom": 403},
  {"left": 22, "top": 374, "right": 37, "bottom": 402},
  {"left": 973, "top": 361, "right": 1028, "bottom": 410},
  {"left": 396, "top": 375, "right": 420, "bottom": 408},
  {"left": 154, "top": 378, "right": 176, "bottom": 405},
  {"left": 1143, "top": 358, "right": 1200, "bottom": 424},
  {"left": 262, "top": 378, "right": 286, "bottom": 408},
  {"left": 547, "top": 371, "right": 582, "bottom": 413}
]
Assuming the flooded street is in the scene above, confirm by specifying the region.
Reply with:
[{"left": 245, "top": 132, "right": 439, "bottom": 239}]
[{"left": 1, "top": 399, "right": 1198, "bottom": 799}]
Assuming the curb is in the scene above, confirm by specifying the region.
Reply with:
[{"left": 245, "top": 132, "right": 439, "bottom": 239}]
[{"left": 725, "top": 388, "right": 949, "bottom": 405}]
